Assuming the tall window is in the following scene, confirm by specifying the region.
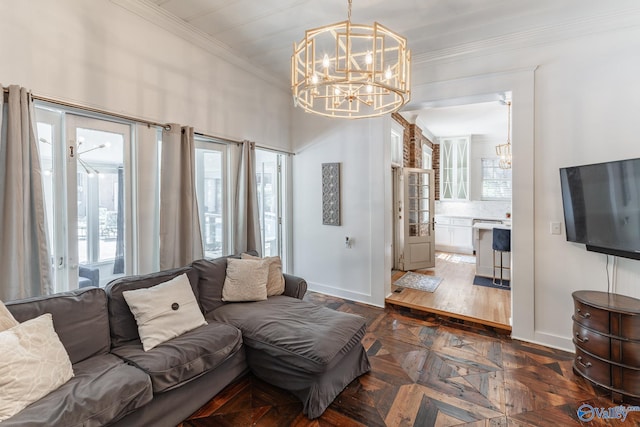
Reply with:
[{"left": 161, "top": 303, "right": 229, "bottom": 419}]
[
  {"left": 36, "top": 105, "right": 132, "bottom": 291},
  {"left": 440, "top": 136, "right": 469, "bottom": 200},
  {"left": 481, "top": 158, "right": 512, "bottom": 200},
  {"left": 195, "top": 140, "right": 227, "bottom": 259},
  {"left": 255, "top": 149, "right": 286, "bottom": 260}
]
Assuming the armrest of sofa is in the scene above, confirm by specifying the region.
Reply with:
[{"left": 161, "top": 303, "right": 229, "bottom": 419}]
[
  {"left": 282, "top": 274, "right": 307, "bottom": 300},
  {"left": 79, "top": 265, "right": 100, "bottom": 288}
]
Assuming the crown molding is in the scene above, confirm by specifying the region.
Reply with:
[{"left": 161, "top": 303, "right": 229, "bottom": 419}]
[
  {"left": 109, "top": 0, "right": 289, "bottom": 91},
  {"left": 413, "top": 5, "right": 640, "bottom": 65}
]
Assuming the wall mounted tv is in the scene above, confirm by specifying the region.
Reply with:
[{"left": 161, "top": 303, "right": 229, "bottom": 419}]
[{"left": 560, "top": 158, "right": 640, "bottom": 260}]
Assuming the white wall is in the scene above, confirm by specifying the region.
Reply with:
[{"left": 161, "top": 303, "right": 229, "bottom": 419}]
[
  {"left": 0, "top": 0, "right": 291, "bottom": 150},
  {"left": 291, "top": 19, "right": 640, "bottom": 351},
  {"left": 291, "top": 115, "right": 390, "bottom": 307}
]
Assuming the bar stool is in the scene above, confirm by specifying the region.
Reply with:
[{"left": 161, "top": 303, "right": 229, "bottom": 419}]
[{"left": 492, "top": 228, "right": 511, "bottom": 286}]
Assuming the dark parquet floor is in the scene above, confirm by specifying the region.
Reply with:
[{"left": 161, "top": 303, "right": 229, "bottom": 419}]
[{"left": 179, "top": 292, "right": 640, "bottom": 427}]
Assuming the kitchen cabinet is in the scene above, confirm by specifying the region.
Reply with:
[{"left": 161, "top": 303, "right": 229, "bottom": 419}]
[{"left": 435, "top": 216, "right": 473, "bottom": 254}]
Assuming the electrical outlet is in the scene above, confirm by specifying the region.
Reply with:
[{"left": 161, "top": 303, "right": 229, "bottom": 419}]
[{"left": 550, "top": 222, "right": 562, "bottom": 235}]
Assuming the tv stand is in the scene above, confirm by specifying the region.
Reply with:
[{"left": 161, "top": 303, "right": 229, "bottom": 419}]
[{"left": 572, "top": 291, "right": 640, "bottom": 403}]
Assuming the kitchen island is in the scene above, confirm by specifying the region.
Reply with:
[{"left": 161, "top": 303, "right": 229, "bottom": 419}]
[{"left": 473, "top": 222, "right": 511, "bottom": 279}]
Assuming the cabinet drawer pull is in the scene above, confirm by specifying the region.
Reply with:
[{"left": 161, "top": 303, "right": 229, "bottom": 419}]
[
  {"left": 576, "top": 308, "right": 591, "bottom": 319},
  {"left": 575, "top": 333, "right": 589, "bottom": 344},
  {"left": 576, "top": 356, "right": 592, "bottom": 369}
]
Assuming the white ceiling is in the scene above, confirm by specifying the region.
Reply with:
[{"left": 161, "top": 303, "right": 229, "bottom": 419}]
[
  {"left": 149, "top": 0, "right": 625, "bottom": 83},
  {"left": 145, "top": 0, "right": 634, "bottom": 136},
  {"left": 410, "top": 101, "right": 509, "bottom": 139}
]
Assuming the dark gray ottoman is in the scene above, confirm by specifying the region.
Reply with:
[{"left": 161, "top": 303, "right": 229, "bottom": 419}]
[{"left": 208, "top": 296, "right": 370, "bottom": 418}]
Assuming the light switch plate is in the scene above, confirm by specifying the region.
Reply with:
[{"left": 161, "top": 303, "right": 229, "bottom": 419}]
[{"left": 550, "top": 222, "right": 562, "bottom": 235}]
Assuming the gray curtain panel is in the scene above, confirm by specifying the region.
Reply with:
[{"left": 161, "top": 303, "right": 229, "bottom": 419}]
[
  {"left": 159, "top": 124, "right": 203, "bottom": 270},
  {"left": 233, "top": 141, "right": 262, "bottom": 256},
  {"left": 0, "top": 85, "right": 52, "bottom": 300}
]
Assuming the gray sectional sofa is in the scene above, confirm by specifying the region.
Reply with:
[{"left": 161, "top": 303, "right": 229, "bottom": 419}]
[{"left": 4, "top": 254, "right": 370, "bottom": 426}]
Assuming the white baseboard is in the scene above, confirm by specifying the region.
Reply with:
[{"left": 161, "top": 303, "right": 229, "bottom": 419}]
[
  {"left": 511, "top": 330, "right": 574, "bottom": 353},
  {"left": 307, "top": 282, "right": 385, "bottom": 308}
]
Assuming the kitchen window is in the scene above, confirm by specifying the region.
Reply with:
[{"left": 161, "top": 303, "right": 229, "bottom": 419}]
[{"left": 481, "top": 158, "right": 512, "bottom": 200}]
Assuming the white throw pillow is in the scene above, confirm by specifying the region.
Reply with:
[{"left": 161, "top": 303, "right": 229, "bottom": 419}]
[
  {"left": 0, "top": 300, "right": 18, "bottom": 332},
  {"left": 222, "top": 258, "right": 269, "bottom": 302},
  {"left": 123, "top": 273, "right": 207, "bottom": 351},
  {"left": 0, "top": 313, "right": 74, "bottom": 422},
  {"left": 241, "top": 254, "right": 285, "bottom": 296}
]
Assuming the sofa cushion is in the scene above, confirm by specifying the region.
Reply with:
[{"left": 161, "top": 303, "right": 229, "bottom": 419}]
[
  {"left": 191, "top": 252, "right": 259, "bottom": 314},
  {"left": 241, "top": 253, "right": 285, "bottom": 296},
  {"left": 0, "top": 353, "right": 152, "bottom": 427},
  {"left": 123, "top": 273, "right": 207, "bottom": 351},
  {"left": 222, "top": 258, "right": 268, "bottom": 302},
  {"left": 111, "top": 321, "right": 243, "bottom": 393},
  {"left": 6, "top": 287, "right": 110, "bottom": 364},
  {"left": 192, "top": 257, "right": 229, "bottom": 314},
  {"left": 105, "top": 266, "right": 199, "bottom": 347},
  {"left": 0, "top": 314, "right": 74, "bottom": 422},
  {"left": 208, "top": 296, "right": 367, "bottom": 374},
  {"left": 0, "top": 300, "right": 18, "bottom": 331}
]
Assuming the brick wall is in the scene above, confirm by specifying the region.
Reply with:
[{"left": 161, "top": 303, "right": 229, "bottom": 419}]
[
  {"left": 392, "top": 113, "right": 439, "bottom": 199},
  {"left": 432, "top": 143, "right": 440, "bottom": 201},
  {"left": 392, "top": 113, "right": 433, "bottom": 169}
]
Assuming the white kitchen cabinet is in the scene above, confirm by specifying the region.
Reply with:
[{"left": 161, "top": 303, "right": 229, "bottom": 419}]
[{"left": 434, "top": 216, "right": 473, "bottom": 254}]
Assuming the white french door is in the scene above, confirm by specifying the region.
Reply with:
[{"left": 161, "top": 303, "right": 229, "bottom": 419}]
[
  {"left": 37, "top": 107, "right": 132, "bottom": 291},
  {"left": 401, "top": 167, "right": 435, "bottom": 270}
]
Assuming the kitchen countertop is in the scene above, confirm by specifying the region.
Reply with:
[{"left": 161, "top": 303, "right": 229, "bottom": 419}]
[{"left": 473, "top": 222, "right": 511, "bottom": 230}]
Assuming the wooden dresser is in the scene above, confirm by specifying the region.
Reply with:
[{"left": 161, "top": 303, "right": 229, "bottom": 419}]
[{"left": 572, "top": 291, "right": 640, "bottom": 403}]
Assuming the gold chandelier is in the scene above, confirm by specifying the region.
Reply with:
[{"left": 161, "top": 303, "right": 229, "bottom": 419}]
[
  {"left": 496, "top": 101, "right": 512, "bottom": 169},
  {"left": 291, "top": 0, "right": 411, "bottom": 119}
]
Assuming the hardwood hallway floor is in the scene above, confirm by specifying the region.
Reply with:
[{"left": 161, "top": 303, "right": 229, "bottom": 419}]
[
  {"left": 386, "top": 252, "right": 512, "bottom": 331},
  {"left": 179, "top": 292, "right": 631, "bottom": 426}
]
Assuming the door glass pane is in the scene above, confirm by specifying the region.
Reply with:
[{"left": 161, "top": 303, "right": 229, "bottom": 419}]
[
  {"left": 407, "top": 171, "right": 431, "bottom": 237},
  {"left": 256, "top": 150, "right": 280, "bottom": 257},
  {"left": 36, "top": 122, "right": 55, "bottom": 258},
  {"left": 196, "top": 148, "right": 224, "bottom": 258},
  {"left": 74, "top": 128, "right": 125, "bottom": 285}
]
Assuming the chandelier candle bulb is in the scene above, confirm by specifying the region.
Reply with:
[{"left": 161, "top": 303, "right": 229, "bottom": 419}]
[{"left": 291, "top": 0, "right": 411, "bottom": 118}]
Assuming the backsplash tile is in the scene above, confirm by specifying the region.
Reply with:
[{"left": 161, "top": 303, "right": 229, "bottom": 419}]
[{"left": 435, "top": 200, "right": 512, "bottom": 220}]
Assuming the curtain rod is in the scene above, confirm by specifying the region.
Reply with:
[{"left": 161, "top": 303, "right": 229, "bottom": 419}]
[
  {"left": 193, "top": 132, "right": 294, "bottom": 155},
  {"left": 4, "top": 87, "right": 294, "bottom": 155},
  {"left": 32, "top": 93, "right": 172, "bottom": 131},
  {"left": 194, "top": 131, "right": 241, "bottom": 146}
]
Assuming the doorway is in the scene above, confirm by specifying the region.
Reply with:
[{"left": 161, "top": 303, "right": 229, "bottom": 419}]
[{"left": 387, "top": 96, "right": 513, "bottom": 331}]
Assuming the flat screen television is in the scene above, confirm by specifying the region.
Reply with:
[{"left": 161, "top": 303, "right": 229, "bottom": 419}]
[{"left": 560, "top": 158, "right": 640, "bottom": 260}]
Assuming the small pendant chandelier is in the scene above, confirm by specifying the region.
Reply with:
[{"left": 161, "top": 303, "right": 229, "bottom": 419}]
[
  {"left": 496, "top": 101, "right": 512, "bottom": 169},
  {"left": 291, "top": 0, "right": 411, "bottom": 119}
]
